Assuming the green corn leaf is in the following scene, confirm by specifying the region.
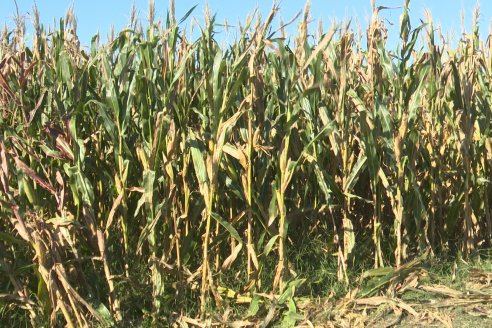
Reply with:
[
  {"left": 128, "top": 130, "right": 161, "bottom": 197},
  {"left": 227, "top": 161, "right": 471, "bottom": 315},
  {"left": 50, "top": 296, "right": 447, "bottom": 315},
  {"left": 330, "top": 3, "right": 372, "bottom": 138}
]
[{"left": 210, "top": 211, "right": 243, "bottom": 243}]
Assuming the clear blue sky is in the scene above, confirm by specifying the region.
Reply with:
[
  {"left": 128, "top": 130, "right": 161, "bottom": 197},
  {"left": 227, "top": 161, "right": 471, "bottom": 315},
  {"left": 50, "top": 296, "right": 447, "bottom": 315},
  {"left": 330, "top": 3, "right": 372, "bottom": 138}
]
[{"left": 0, "top": 1, "right": 488, "bottom": 49}]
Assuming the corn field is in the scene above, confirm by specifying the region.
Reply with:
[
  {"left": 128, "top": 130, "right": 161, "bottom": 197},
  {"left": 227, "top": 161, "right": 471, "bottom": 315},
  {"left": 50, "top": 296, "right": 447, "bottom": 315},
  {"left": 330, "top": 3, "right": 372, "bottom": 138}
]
[{"left": 1, "top": 0, "right": 492, "bottom": 326}]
